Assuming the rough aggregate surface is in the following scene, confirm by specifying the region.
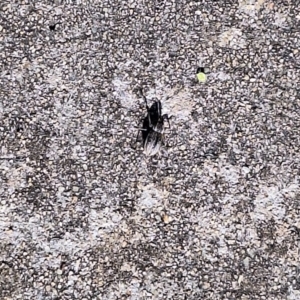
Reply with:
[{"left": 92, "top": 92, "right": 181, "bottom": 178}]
[{"left": 1, "top": 0, "right": 300, "bottom": 299}]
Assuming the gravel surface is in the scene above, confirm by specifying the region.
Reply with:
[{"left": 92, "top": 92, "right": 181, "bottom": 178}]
[{"left": 1, "top": 0, "right": 300, "bottom": 299}]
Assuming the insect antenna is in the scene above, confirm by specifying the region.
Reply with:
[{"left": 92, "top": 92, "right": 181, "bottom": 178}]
[{"left": 138, "top": 88, "right": 149, "bottom": 111}]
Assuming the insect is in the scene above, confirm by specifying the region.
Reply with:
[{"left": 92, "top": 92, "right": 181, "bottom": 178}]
[{"left": 136, "top": 89, "right": 172, "bottom": 156}]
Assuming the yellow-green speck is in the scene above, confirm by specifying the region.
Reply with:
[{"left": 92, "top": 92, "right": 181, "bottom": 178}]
[{"left": 197, "top": 72, "right": 207, "bottom": 83}]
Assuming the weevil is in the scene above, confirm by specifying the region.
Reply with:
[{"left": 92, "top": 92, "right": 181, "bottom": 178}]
[{"left": 136, "top": 89, "right": 172, "bottom": 156}]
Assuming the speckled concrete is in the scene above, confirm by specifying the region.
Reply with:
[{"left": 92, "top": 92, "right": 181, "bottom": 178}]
[{"left": 1, "top": 0, "right": 300, "bottom": 299}]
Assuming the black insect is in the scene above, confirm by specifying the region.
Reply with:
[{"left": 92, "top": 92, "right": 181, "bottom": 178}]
[
  {"left": 136, "top": 89, "right": 172, "bottom": 156},
  {"left": 49, "top": 22, "right": 60, "bottom": 31}
]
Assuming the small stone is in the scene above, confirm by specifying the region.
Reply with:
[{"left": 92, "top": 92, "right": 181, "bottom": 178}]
[
  {"left": 57, "top": 269, "right": 63, "bottom": 275},
  {"left": 203, "top": 282, "right": 210, "bottom": 289},
  {"left": 238, "top": 275, "right": 244, "bottom": 285},
  {"left": 73, "top": 186, "right": 79, "bottom": 192},
  {"left": 162, "top": 214, "right": 171, "bottom": 224},
  {"left": 243, "top": 257, "right": 250, "bottom": 269},
  {"left": 58, "top": 186, "right": 64, "bottom": 193}
]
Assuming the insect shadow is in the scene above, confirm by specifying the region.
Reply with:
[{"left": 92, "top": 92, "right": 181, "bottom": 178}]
[{"left": 134, "top": 88, "right": 173, "bottom": 156}]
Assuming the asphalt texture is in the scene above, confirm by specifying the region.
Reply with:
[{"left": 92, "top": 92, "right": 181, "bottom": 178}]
[{"left": 1, "top": 0, "right": 300, "bottom": 299}]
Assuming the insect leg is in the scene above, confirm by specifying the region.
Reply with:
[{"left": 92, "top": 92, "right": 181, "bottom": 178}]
[
  {"left": 139, "top": 88, "right": 149, "bottom": 111},
  {"left": 162, "top": 114, "right": 173, "bottom": 128}
]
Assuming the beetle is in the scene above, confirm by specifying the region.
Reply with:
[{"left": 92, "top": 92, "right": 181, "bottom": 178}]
[{"left": 136, "top": 89, "right": 172, "bottom": 156}]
